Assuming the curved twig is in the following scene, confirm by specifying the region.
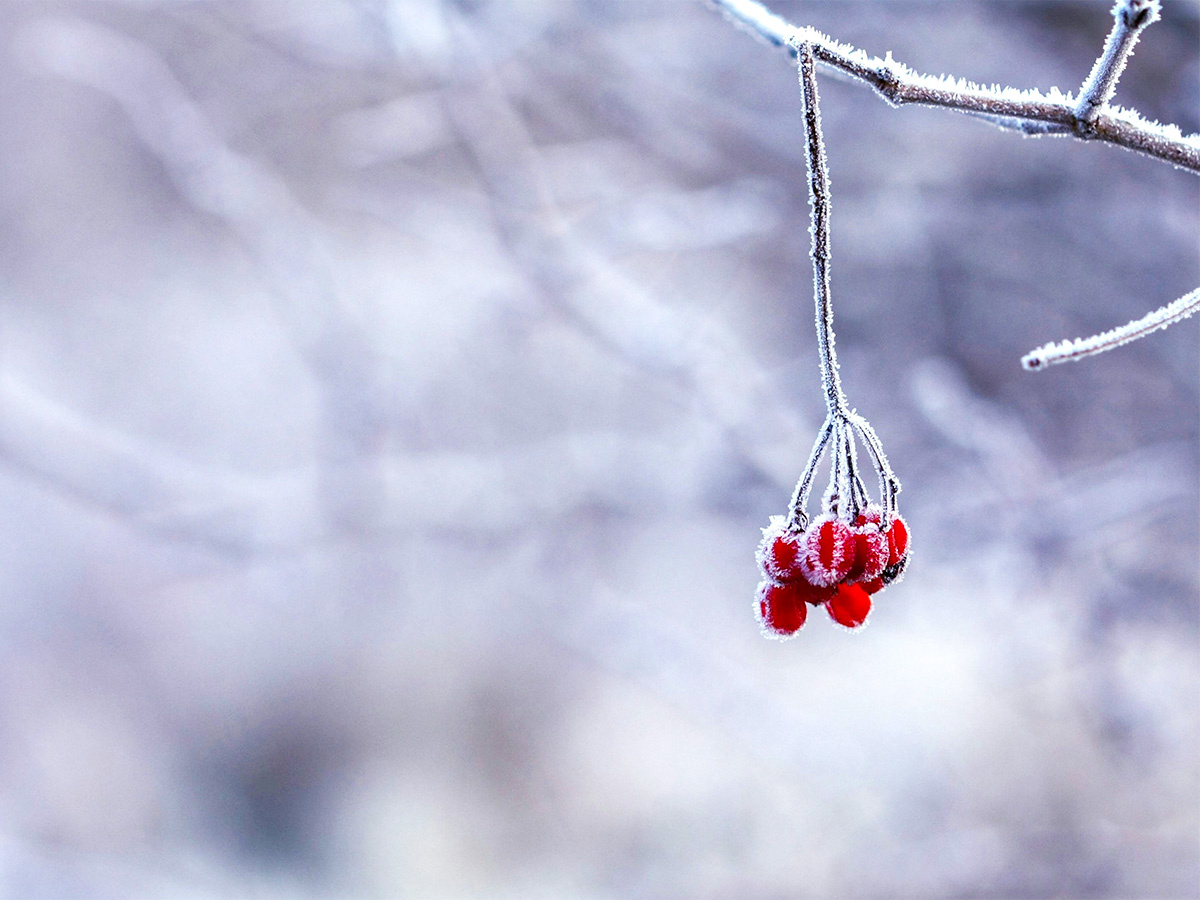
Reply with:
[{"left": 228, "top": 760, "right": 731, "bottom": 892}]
[{"left": 1022, "top": 287, "right": 1200, "bottom": 369}]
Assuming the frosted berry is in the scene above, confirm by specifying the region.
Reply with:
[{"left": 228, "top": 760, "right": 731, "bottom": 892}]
[
  {"left": 799, "top": 515, "right": 855, "bottom": 587},
  {"left": 890, "top": 515, "right": 909, "bottom": 560},
  {"left": 792, "top": 576, "right": 836, "bottom": 607},
  {"left": 845, "top": 524, "right": 887, "bottom": 583},
  {"left": 756, "top": 517, "right": 805, "bottom": 583},
  {"left": 755, "top": 581, "right": 809, "bottom": 638},
  {"left": 826, "top": 582, "right": 872, "bottom": 628},
  {"left": 854, "top": 505, "right": 883, "bottom": 528},
  {"left": 855, "top": 507, "right": 910, "bottom": 586},
  {"left": 881, "top": 513, "right": 910, "bottom": 585}
]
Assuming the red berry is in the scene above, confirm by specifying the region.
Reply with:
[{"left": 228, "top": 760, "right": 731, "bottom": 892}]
[
  {"left": 799, "top": 515, "right": 855, "bottom": 587},
  {"left": 854, "top": 505, "right": 883, "bottom": 527},
  {"left": 755, "top": 581, "right": 809, "bottom": 638},
  {"left": 880, "top": 514, "right": 910, "bottom": 585},
  {"left": 886, "top": 514, "right": 909, "bottom": 567},
  {"left": 756, "top": 518, "right": 805, "bottom": 583},
  {"left": 854, "top": 508, "right": 910, "bottom": 586},
  {"left": 792, "top": 576, "right": 837, "bottom": 606},
  {"left": 860, "top": 576, "right": 884, "bottom": 595},
  {"left": 845, "top": 525, "right": 887, "bottom": 582},
  {"left": 827, "top": 582, "right": 872, "bottom": 628}
]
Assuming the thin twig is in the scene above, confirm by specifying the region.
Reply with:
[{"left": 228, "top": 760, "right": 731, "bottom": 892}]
[
  {"left": 787, "top": 416, "right": 834, "bottom": 529},
  {"left": 707, "top": 0, "right": 1200, "bottom": 172},
  {"left": 796, "top": 42, "right": 846, "bottom": 418},
  {"left": 1022, "top": 287, "right": 1200, "bottom": 369},
  {"left": 847, "top": 412, "right": 899, "bottom": 527},
  {"left": 839, "top": 419, "right": 867, "bottom": 522}
]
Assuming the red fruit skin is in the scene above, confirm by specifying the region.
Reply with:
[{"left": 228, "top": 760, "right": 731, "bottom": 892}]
[
  {"left": 845, "top": 526, "right": 887, "bottom": 583},
  {"left": 799, "top": 515, "right": 855, "bottom": 587},
  {"left": 887, "top": 515, "right": 910, "bottom": 566},
  {"left": 855, "top": 505, "right": 883, "bottom": 527},
  {"left": 881, "top": 514, "right": 910, "bottom": 585},
  {"left": 827, "top": 583, "right": 872, "bottom": 628},
  {"left": 792, "top": 577, "right": 837, "bottom": 606},
  {"left": 854, "top": 508, "right": 910, "bottom": 586},
  {"left": 755, "top": 581, "right": 809, "bottom": 638},
  {"left": 860, "top": 576, "right": 884, "bottom": 595},
  {"left": 756, "top": 519, "right": 805, "bottom": 583}
]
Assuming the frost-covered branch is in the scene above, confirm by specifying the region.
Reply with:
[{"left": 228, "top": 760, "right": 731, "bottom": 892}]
[
  {"left": 710, "top": 0, "right": 1199, "bottom": 368},
  {"left": 1022, "top": 287, "right": 1200, "bottom": 370},
  {"left": 796, "top": 42, "right": 845, "bottom": 419},
  {"left": 1074, "top": 0, "right": 1159, "bottom": 128},
  {"left": 707, "top": 0, "right": 1200, "bottom": 172}
]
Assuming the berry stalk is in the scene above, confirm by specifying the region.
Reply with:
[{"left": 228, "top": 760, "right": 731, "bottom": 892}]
[{"left": 797, "top": 42, "right": 847, "bottom": 420}]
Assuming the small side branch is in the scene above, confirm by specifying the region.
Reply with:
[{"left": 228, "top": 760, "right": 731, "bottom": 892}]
[
  {"left": 1075, "top": 0, "right": 1160, "bottom": 128},
  {"left": 1022, "top": 287, "right": 1200, "bottom": 369},
  {"left": 706, "top": 0, "right": 1200, "bottom": 172}
]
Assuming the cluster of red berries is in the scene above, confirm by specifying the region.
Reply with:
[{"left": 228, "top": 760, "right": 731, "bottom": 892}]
[{"left": 755, "top": 505, "right": 909, "bottom": 637}]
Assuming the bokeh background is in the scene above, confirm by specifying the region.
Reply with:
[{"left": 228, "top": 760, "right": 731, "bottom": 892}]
[{"left": 0, "top": 1, "right": 1195, "bottom": 897}]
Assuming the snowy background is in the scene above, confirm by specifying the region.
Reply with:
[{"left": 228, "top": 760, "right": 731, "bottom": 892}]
[{"left": 0, "top": 1, "right": 1196, "bottom": 897}]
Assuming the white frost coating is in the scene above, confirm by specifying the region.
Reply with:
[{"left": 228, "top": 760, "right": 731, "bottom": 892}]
[
  {"left": 850, "top": 526, "right": 887, "bottom": 582},
  {"left": 1075, "top": 0, "right": 1160, "bottom": 124},
  {"left": 756, "top": 515, "right": 803, "bottom": 582},
  {"left": 800, "top": 515, "right": 853, "bottom": 587},
  {"left": 1106, "top": 104, "right": 1192, "bottom": 144},
  {"left": 1022, "top": 287, "right": 1200, "bottom": 369},
  {"left": 754, "top": 581, "right": 805, "bottom": 640},
  {"left": 709, "top": 0, "right": 1200, "bottom": 172}
]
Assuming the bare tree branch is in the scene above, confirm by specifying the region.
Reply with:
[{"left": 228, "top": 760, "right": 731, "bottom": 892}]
[
  {"left": 709, "top": 0, "right": 1199, "bottom": 368},
  {"left": 707, "top": 0, "right": 1200, "bottom": 172},
  {"left": 1022, "top": 287, "right": 1200, "bottom": 370}
]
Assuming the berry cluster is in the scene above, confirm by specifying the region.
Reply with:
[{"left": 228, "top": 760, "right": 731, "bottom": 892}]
[
  {"left": 755, "top": 505, "right": 909, "bottom": 637},
  {"left": 752, "top": 42, "right": 908, "bottom": 640}
]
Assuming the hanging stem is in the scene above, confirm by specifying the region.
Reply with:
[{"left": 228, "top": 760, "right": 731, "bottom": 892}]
[
  {"left": 796, "top": 41, "right": 847, "bottom": 418},
  {"left": 781, "top": 43, "right": 903, "bottom": 532}
]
